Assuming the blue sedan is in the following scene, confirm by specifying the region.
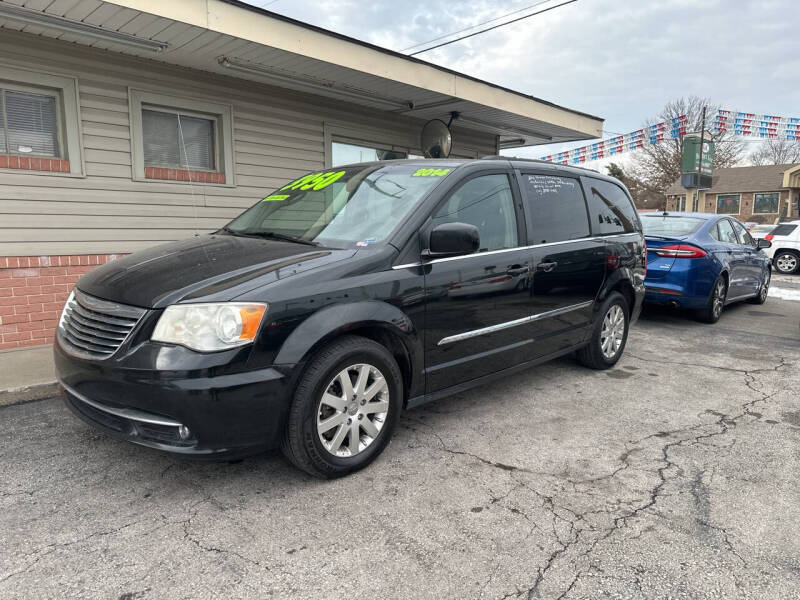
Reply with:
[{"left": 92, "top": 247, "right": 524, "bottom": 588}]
[{"left": 641, "top": 212, "right": 772, "bottom": 323}]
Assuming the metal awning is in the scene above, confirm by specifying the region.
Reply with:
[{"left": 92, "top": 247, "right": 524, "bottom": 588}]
[{"left": 0, "top": 0, "right": 604, "bottom": 147}]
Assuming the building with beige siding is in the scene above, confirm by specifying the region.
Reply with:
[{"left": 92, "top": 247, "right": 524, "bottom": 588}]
[
  {"left": 665, "top": 163, "right": 800, "bottom": 223},
  {"left": 0, "top": 0, "right": 603, "bottom": 349}
]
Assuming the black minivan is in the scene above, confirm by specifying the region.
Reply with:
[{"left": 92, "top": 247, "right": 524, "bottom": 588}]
[{"left": 55, "top": 158, "right": 645, "bottom": 477}]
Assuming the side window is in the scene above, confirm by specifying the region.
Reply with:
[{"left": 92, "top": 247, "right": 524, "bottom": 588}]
[
  {"left": 585, "top": 179, "right": 639, "bottom": 235},
  {"left": 716, "top": 219, "right": 738, "bottom": 244},
  {"left": 731, "top": 220, "right": 755, "bottom": 246},
  {"left": 521, "top": 174, "right": 590, "bottom": 244},
  {"left": 432, "top": 174, "right": 518, "bottom": 252}
]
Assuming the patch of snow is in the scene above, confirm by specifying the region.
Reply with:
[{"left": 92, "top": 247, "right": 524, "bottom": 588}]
[{"left": 768, "top": 286, "right": 800, "bottom": 301}]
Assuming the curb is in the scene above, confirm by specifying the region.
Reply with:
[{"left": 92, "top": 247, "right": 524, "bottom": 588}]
[{"left": 0, "top": 382, "right": 59, "bottom": 407}]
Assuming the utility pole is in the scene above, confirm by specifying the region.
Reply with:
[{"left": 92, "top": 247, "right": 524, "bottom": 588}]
[{"left": 693, "top": 106, "right": 707, "bottom": 211}]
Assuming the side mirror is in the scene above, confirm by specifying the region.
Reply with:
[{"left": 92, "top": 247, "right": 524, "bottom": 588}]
[
  {"left": 423, "top": 222, "right": 480, "bottom": 259},
  {"left": 757, "top": 238, "right": 772, "bottom": 249}
]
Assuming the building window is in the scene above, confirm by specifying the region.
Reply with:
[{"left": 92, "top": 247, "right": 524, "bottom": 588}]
[
  {"left": 753, "top": 192, "right": 780, "bottom": 214},
  {"left": 716, "top": 194, "right": 740, "bottom": 214},
  {"left": 677, "top": 195, "right": 686, "bottom": 211},
  {"left": 129, "top": 90, "right": 234, "bottom": 185},
  {"left": 0, "top": 64, "right": 83, "bottom": 175},
  {"left": 331, "top": 141, "right": 407, "bottom": 166}
]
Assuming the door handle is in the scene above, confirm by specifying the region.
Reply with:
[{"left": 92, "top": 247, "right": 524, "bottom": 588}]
[{"left": 536, "top": 261, "right": 558, "bottom": 273}]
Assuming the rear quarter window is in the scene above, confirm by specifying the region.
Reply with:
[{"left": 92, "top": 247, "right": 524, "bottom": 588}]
[
  {"left": 770, "top": 224, "right": 798, "bottom": 237},
  {"left": 585, "top": 178, "right": 640, "bottom": 235}
]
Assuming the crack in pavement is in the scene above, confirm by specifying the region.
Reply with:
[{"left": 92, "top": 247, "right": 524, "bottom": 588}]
[{"left": 405, "top": 355, "right": 793, "bottom": 599}]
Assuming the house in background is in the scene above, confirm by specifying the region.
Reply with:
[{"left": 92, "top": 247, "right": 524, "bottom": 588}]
[
  {"left": 665, "top": 163, "right": 800, "bottom": 223},
  {"left": 0, "top": 0, "right": 603, "bottom": 350}
]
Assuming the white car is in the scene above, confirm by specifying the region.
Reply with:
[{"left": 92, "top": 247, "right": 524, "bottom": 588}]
[{"left": 764, "top": 220, "right": 800, "bottom": 274}]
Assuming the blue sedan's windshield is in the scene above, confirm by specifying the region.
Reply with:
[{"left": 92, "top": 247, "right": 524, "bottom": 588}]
[
  {"left": 641, "top": 215, "right": 705, "bottom": 236},
  {"left": 225, "top": 164, "right": 453, "bottom": 248}
]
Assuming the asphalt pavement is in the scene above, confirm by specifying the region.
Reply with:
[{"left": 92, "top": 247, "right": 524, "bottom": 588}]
[{"left": 1, "top": 287, "right": 799, "bottom": 599}]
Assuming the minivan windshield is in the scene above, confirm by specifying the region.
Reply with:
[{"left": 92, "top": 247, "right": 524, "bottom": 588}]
[
  {"left": 224, "top": 163, "right": 454, "bottom": 248},
  {"left": 641, "top": 215, "right": 704, "bottom": 237}
]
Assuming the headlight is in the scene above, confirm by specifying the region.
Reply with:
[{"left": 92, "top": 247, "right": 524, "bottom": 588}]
[{"left": 151, "top": 303, "right": 267, "bottom": 352}]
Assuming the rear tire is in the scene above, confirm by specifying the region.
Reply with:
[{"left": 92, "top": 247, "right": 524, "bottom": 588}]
[
  {"left": 576, "top": 291, "right": 629, "bottom": 370},
  {"left": 696, "top": 274, "right": 727, "bottom": 323},
  {"left": 281, "top": 335, "right": 402, "bottom": 478},
  {"left": 748, "top": 269, "right": 770, "bottom": 305},
  {"left": 773, "top": 251, "right": 799, "bottom": 275}
]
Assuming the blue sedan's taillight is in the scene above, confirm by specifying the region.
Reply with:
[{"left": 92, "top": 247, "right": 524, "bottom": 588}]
[{"left": 653, "top": 244, "right": 707, "bottom": 259}]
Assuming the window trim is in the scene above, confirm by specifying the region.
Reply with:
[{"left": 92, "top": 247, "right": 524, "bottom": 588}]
[
  {"left": 129, "top": 89, "right": 235, "bottom": 187},
  {"left": 715, "top": 193, "right": 741, "bottom": 215},
  {"left": 0, "top": 63, "right": 84, "bottom": 176},
  {"left": 752, "top": 191, "right": 781, "bottom": 215}
]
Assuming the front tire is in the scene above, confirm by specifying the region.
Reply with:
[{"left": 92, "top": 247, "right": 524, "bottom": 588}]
[
  {"left": 696, "top": 274, "right": 727, "bottom": 323},
  {"left": 281, "top": 335, "right": 402, "bottom": 478},
  {"left": 576, "top": 291, "right": 629, "bottom": 370},
  {"left": 773, "top": 251, "right": 799, "bottom": 275}
]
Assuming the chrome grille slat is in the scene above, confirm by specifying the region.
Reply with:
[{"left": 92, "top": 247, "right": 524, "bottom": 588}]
[
  {"left": 63, "top": 316, "right": 127, "bottom": 342},
  {"left": 69, "top": 302, "right": 139, "bottom": 328},
  {"left": 64, "top": 325, "right": 119, "bottom": 348},
  {"left": 59, "top": 290, "right": 146, "bottom": 360},
  {"left": 65, "top": 308, "right": 131, "bottom": 334},
  {"left": 63, "top": 331, "right": 114, "bottom": 355}
]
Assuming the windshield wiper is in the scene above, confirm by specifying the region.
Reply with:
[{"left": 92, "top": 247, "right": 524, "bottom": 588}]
[{"left": 236, "top": 229, "right": 319, "bottom": 246}]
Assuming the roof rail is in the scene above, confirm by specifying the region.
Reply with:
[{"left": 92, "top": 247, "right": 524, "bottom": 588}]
[{"left": 481, "top": 155, "right": 599, "bottom": 173}]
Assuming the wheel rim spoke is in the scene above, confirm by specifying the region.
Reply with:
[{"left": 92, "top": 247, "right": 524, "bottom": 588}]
[
  {"left": 321, "top": 392, "right": 347, "bottom": 411},
  {"left": 361, "top": 417, "right": 379, "bottom": 438},
  {"left": 327, "top": 423, "right": 348, "bottom": 454},
  {"left": 363, "top": 400, "right": 389, "bottom": 414},
  {"left": 318, "top": 411, "right": 347, "bottom": 434},
  {"left": 363, "top": 377, "right": 386, "bottom": 402}
]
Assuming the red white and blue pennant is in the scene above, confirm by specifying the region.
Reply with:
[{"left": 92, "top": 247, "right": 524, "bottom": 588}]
[
  {"left": 714, "top": 109, "right": 800, "bottom": 140},
  {"left": 540, "top": 115, "right": 688, "bottom": 164}
]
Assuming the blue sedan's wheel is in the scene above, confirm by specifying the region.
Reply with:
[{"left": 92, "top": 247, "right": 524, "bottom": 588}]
[
  {"left": 748, "top": 270, "right": 770, "bottom": 305},
  {"left": 696, "top": 275, "right": 727, "bottom": 324}
]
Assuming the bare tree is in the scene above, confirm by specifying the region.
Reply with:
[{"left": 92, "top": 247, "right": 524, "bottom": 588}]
[
  {"left": 749, "top": 139, "right": 800, "bottom": 166},
  {"left": 629, "top": 96, "right": 745, "bottom": 197}
]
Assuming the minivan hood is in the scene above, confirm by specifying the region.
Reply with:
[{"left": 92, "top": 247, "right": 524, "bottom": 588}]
[{"left": 77, "top": 234, "right": 355, "bottom": 308}]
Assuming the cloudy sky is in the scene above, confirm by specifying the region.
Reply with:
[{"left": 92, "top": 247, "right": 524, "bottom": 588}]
[{"left": 245, "top": 0, "right": 798, "bottom": 164}]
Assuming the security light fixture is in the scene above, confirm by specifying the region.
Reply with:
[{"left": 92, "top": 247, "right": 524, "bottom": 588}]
[
  {"left": 0, "top": 4, "right": 168, "bottom": 52},
  {"left": 218, "top": 56, "right": 413, "bottom": 111}
]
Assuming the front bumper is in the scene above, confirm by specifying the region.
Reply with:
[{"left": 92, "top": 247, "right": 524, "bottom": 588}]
[{"left": 55, "top": 339, "right": 298, "bottom": 457}]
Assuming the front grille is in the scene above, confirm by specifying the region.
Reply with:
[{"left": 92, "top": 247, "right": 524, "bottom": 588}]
[{"left": 59, "top": 290, "right": 146, "bottom": 360}]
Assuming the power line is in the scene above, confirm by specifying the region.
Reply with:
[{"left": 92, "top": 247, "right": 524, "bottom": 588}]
[
  {"left": 401, "top": 0, "right": 556, "bottom": 52},
  {"left": 409, "top": 0, "right": 578, "bottom": 56}
]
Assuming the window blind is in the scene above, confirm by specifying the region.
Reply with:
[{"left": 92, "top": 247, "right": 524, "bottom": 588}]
[
  {"left": 1, "top": 89, "right": 59, "bottom": 157},
  {"left": 142, "top": 108, "right": 215, "bottom": 170}
]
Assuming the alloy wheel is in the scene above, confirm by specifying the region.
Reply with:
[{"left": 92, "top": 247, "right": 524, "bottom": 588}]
[
  {"left": 600, "top": 304, "right": 625, "bottom": 359},
  {"left": 775, "top": 253, "right": 798, "bottom": 274},
  {"left": 316, "top": 363, "right": 389, "bottom": 457},
  {"left": 712, "top": 279, "right": 727, "bottom": 318},
  {"left": 760, "top": 271, "right": 771, "bottom": 302}
]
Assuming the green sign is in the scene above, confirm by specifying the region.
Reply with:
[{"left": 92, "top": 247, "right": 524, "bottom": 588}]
[{"left": 681, "top": 135, "right": 714, "bottom": 176}]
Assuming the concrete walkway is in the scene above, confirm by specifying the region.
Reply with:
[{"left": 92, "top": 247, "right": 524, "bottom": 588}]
[{"left": 0, "top": 345, "right": 57, "bottom": 406}]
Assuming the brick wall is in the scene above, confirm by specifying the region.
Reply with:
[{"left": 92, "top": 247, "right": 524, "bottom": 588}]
[{"left": 0, "top": 254, "right": 123, "bottom": 350}]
